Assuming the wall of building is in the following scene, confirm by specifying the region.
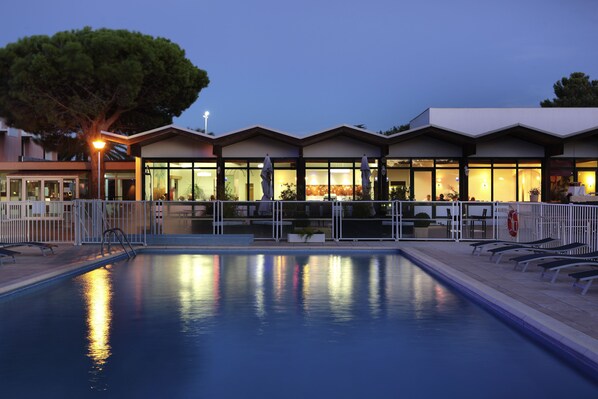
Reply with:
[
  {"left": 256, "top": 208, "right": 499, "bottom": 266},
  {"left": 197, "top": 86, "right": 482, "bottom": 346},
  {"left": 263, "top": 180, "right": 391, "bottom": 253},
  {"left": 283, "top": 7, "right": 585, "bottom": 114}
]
[
  {"left": 222, "top": 136, "right": 299, "bottom": 158},
  {"left": 560, "top": 141, "right": 598, "bottom": 158},
  {"left": 303, "top": 137, "right": 380, "bottom": 158},
  {"left": 142, "top": 136, "right": 215, "bottom": 158},
  {"left": 473, "top": 137, "right": 544, "bottom": 158},
  {"left": 388, "top": 137, "right": 461, "bottom": 157}
]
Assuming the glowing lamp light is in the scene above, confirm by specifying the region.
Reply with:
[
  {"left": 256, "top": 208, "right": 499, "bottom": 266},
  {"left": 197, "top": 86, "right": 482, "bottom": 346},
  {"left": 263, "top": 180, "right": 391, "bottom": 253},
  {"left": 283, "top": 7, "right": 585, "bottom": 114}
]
[{"left": 92, "top": 140, "right": 106, "bottom": 150}]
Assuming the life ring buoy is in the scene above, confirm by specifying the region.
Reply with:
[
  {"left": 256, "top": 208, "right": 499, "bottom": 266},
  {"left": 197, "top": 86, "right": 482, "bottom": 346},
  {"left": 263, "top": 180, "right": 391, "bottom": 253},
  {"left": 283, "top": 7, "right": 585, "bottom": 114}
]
[{"left": 507, "top": 210, "right": 519, "bottom": 237}]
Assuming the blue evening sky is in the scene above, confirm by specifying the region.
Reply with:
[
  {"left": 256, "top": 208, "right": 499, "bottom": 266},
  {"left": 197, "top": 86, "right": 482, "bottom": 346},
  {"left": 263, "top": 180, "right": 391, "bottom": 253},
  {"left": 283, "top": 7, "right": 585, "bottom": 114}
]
[{"left": 2, "top": 0, "right": 597, "bottom": 135}]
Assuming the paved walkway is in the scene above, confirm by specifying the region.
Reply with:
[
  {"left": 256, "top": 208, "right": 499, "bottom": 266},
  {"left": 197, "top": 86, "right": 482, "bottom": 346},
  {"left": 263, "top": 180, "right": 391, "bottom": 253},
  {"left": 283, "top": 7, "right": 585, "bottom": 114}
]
[{"left": 1, "top": 240, "right": 597, "bottom": 367}]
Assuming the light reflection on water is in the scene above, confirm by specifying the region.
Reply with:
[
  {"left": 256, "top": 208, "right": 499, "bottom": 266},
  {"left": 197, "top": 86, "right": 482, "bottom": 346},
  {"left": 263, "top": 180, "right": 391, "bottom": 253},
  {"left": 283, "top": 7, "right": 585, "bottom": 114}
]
[
  {"left": 80, "top": 267, "right": 112, "bottom": 391},
  {"left": 1, "top": 253, "right": 596, "bottom": 398}
]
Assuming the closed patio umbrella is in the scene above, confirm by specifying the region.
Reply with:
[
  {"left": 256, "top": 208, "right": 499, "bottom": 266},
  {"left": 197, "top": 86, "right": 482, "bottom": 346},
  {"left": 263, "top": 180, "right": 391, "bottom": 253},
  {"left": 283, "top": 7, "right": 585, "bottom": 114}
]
[
  {"left": 360, "top": 154, "right": 371, "bottom": 198},
  {"left": 258, "top": 154, "right": 273, "bottom": 214},
  {"left": 360, "top": 154, "right": 375, "bottom": 216}
]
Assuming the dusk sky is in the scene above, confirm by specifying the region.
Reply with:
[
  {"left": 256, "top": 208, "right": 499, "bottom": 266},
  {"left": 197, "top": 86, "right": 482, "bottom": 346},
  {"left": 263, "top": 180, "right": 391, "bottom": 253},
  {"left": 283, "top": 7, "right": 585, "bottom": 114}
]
[{"left": 2, "top": 0, "right": 598, "bottom": 135}]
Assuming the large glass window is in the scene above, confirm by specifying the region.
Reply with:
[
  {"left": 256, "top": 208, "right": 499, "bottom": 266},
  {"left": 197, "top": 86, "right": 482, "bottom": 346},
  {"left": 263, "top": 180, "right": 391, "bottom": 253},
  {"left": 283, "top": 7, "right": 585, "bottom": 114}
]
[
  {"left": 193, "top": 166, "right": 216, "bottom": 200},
  {"left": 387, "top": 168, "right": 410, "bottom": 200},
  {"left": 44, "top": 180, "right": 60, "bottom": 201},
  {"left": 144, "top": 161, "right": 216, "bottom": 201},
  {"left": 274, "top": 169, "right": 297, "bottom": 200},
  {"left": 468, "top": 168, "right": 492, "bottom": 201},
  {"left": 306, "top": 169, "right": 328, "bottom": 200},
  {"left": 26, "top": 180, "right": 41, "bottom": 201},
  {"left": 578, "top": 171, "right": 596, "bottom": 195},
  {"left": 9, "top": 180, "right": 22, "bottom": 201},
  {"left": 436, "top": 168, "right": 460, "bottom": 200},
  {"left": 468, "top": 159, "right": 541, "bottom": 201},
  {"left": 493, "top": 169, "right": 515, "bottom": 202},
  {"left": 518, "top": 168, "right": 542, "bottom": 201},
  {"left": 386, "top": 158, "right": 458, "bottom": 201},
  {"left": 305, "top": 160, "right": 377, "bottom": 201}
]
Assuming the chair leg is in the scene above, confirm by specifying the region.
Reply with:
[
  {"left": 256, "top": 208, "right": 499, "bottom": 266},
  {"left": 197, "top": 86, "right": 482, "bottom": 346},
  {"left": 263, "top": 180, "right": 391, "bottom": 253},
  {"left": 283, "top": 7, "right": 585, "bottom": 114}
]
[{"left": 581, "top": 279, "right": 593, "bottom": 295}]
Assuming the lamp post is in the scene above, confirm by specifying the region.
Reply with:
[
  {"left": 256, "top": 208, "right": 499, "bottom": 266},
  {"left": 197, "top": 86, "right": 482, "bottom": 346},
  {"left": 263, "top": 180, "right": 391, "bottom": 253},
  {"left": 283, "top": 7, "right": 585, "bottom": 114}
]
[
  {"left": 92, "top": 140, "right": 106, "bottom": 199},
  {"left": 203, "top": 111, "right": 210, "bottom": 134}
]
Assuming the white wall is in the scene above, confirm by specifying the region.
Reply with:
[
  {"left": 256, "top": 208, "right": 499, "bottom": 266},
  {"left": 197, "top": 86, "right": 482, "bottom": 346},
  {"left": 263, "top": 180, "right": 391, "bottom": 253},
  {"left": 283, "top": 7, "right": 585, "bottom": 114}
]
[
  {"left": 303, "top": 137, "right": 380, "bottom": 157},
  {"left": 560, "top": 140, "right": 598, "bottom": 158},
  {"left": 222, "top": 136, "right": 299, "bottom": 157},
  {"left": 473, "top": 137, "right": 544, "bottom": 157},
  {"left": 412, "top": 108, "right": 598, "bottom": 136},
  {"left": 142, "top": 136, "right": 215, "bottom": 158},
  {"left": 388, "top": 137, "right": 461, "bottom": 157}
]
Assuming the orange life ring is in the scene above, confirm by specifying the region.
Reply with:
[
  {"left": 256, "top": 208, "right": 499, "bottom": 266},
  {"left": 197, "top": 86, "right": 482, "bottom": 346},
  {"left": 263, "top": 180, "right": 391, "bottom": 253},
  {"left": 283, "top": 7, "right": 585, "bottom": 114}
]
[{"left": 507, "top": 210, "right": 519, "bottom": 237}]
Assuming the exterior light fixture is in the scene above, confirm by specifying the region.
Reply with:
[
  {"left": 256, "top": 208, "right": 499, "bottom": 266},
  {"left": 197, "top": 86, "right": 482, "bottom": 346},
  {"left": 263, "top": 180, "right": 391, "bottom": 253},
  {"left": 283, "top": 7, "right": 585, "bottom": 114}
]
[
  {"left": 92, "top": 140, "right": 106, "bottom": 199},
  {"left": 203, "top": 111, "right": 210, "bottom": 134}
]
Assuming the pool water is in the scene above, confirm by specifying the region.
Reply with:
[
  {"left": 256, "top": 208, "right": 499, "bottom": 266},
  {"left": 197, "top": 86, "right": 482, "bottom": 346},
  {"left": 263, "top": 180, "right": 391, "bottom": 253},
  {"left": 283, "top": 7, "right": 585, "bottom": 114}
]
[{"left": 0, "top": 253, "right": 596, "bottom": 398}]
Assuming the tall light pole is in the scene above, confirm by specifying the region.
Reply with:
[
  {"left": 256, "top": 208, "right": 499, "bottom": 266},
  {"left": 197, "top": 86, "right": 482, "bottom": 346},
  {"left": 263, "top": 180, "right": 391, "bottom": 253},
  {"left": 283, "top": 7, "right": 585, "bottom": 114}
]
[
  {"left": 92, "top": 140, "right": 106, "bottom": 199},
  {"left": 203, "top": 111, "right": 210, "bottom": 134}
]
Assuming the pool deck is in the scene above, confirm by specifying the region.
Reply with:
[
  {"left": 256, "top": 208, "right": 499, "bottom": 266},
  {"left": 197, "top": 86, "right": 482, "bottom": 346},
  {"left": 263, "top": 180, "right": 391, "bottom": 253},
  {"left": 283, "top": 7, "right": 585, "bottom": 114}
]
[{"left": 1, "top": 241, "right": 597, "bottom": 371}]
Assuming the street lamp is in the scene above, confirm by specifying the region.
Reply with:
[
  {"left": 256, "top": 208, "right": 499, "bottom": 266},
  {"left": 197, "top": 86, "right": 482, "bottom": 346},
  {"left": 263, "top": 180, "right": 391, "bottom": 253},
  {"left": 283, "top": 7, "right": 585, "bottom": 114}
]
[
  {"left": 92, "top": 140, "right": 106, "bottom": 199},
  {"left": 203, "top": 111, "right": 210, "bottom": 134}
]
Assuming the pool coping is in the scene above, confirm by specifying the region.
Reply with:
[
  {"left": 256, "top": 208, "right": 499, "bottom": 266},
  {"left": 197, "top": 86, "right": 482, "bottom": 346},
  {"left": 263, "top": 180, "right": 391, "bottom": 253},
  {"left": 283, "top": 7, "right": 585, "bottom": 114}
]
[{"left": 400, "top": 247, "right": 598, "bottom": 378}]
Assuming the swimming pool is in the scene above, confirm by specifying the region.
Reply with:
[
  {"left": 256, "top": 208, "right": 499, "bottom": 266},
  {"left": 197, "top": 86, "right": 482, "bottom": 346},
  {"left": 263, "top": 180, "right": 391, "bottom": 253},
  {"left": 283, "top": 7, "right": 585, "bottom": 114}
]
[{"left": 0, "top": 253, "right": 596, "bottom": 398}]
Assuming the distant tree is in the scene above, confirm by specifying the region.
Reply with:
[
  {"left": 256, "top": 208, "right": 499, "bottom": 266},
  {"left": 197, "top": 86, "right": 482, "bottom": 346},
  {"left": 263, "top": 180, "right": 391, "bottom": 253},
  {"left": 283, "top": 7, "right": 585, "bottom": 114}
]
[
  {"left": 541, "top": 72, "right": 598, "bottom": 107},
  {"left": 189, "top": 127, "right": 215, "bottom": 136},
  {"left": 379, "top": 124, "right": 410, "bottom": 136},
  {"left": 0, "top": 27, "right": 209, "bottom": 197},
  {"left": 33, "top": 133, "right": 130, "bottom": 161}
]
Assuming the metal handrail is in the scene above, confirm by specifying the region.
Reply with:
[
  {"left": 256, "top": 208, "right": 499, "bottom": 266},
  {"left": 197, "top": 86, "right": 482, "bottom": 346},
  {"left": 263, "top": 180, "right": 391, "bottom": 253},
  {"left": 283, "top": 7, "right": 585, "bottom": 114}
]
[{"left": 102, "top": 227, "right": 136, "bottom": 258}]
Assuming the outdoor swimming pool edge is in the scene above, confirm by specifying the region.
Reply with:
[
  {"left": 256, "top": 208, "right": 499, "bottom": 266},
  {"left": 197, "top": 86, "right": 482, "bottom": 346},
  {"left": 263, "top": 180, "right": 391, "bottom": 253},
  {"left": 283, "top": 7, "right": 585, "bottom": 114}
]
[
  {"left": 1, "top": 245, "right": 597, "bottom": 381},
  {"left": 401, "top": 247, "right": 598, "bottom": 380},
  {"left": 0, "top": 252, "right": 130, "bottom": 298}
]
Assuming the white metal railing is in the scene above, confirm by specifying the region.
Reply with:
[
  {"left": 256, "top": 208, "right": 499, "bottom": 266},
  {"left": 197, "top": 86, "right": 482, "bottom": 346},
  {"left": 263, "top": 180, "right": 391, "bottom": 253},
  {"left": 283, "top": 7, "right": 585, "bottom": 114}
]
[{"left": 0, "top": 200, "right": 595, "bottom": 249}]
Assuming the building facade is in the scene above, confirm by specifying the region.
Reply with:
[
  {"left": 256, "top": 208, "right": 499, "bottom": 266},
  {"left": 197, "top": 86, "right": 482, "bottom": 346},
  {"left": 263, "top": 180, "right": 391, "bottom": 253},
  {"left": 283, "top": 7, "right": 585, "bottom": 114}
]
[{"left": 1, "top": 108, "right": 597, "bottom": 203}]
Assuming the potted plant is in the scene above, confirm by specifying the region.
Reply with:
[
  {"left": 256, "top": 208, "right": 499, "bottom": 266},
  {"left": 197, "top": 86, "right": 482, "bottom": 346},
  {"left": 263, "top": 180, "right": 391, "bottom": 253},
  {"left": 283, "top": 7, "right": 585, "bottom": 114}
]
[
  {"left": 413, "top": 212, "right": 431, "bottom": 238},
  {"left": 529, "top": 188, "right": 540, "bottom": 202},
  {"left": 288, "top": 227, "right": 325, "bottom": 243}
]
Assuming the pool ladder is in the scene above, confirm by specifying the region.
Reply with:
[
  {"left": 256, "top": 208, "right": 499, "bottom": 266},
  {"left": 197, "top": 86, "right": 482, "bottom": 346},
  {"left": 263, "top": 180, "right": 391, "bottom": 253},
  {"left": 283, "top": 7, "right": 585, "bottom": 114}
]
[{"left": 102, "top": 228, "right": 137, "bottom": 258}]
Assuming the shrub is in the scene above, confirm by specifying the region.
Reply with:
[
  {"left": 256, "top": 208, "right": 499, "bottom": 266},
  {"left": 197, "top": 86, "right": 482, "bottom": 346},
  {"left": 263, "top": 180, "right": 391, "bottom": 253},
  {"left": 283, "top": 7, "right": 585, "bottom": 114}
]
[{"left": 414, "top": 212, "right": 431, "bottom": 228}]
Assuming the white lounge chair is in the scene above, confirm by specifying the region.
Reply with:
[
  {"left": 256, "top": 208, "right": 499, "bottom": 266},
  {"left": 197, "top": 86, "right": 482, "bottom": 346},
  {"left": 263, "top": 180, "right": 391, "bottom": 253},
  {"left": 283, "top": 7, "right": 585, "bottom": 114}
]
[
  {"left": 511, "top": 250, "right": 598, "bottom": 272},
  {"left": 569, "top": 269, "right": 598, "bottom": 295},
  {"left": 538, "top": 259, "right": 598, "bottom": 283},
  {"left": 488, "top": 242, "right": 587, "bottom": 264},
  {"left": 470, "top": 238, "right": 555, "bottom": 255}
]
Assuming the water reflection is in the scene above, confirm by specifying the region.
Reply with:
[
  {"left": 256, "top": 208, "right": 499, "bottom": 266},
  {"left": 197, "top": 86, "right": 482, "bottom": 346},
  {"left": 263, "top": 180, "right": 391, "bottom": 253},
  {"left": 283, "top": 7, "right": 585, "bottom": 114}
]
[
  {"left": 254, "top": 254, "right": 265, "bottom": 318},
  {"left": 328, "top": 255, "right": 354, "bottom": 321},
  {"left": 178, "top": 255, "right": 221, "bottom": 331},
  {"left": 81, "top": 267, "right": 113, "bottom": 390},
  {"left": 369, "top": 257, "right": 380, "bottom": 318}
]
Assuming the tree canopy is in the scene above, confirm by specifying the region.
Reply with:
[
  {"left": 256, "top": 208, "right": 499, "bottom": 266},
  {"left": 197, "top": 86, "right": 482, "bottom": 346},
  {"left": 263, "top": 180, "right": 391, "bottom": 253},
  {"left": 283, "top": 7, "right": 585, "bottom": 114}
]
[
  {"left": 379, "top": 124, "right": 409, "bottom": 136},
  {"left": 0, "top": 27, "right": 209, "bottom": 141},
  {"left": 541, "top": 72, "right": 598, "bottom": 107}
]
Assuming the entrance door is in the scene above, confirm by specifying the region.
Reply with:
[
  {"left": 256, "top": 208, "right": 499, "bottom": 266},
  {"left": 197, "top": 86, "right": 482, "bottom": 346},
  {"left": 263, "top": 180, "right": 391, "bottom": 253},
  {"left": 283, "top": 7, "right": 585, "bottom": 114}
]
[{"left": 413, "top": 170, "right": 433, "bottom": 201}]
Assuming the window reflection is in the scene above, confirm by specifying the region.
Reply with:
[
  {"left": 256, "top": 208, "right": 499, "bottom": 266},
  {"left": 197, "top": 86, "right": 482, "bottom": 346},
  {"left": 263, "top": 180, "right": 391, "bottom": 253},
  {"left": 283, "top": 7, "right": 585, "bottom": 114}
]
[
  {"left": 178, "top": 255, "right": 220, "bottom": 328},
  {"left": 328, "top": 256, "right": 354, "bottom": 321}
]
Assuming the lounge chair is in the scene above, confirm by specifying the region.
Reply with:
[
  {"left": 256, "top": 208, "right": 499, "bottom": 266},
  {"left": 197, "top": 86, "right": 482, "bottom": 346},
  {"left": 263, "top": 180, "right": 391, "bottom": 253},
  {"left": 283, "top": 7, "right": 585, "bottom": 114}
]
[
  {"left": 538, "top": 259, "right": 598, "bottom": 283},
  {"left": 0, "top": 248, "right": 20, "bottom": 265},
  {"left": 569, "top": 269, "right": 598, "bottom": 295},
  {"left": 470, "top": 238, "right": 555, "bottom": 255},
  {"left": 489, "top": 242, "right": 587, "bottom": 264},
  {"left": 511, "top": 250, "right": 598, "bottom": 272},
  {"left": 0, "top": 242, "right": 56, "bottom": 256}
]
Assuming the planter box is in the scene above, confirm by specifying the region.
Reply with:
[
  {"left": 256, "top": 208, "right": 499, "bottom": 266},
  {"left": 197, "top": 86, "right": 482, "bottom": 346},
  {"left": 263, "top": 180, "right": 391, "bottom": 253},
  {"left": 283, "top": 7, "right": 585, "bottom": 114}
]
[
  {"left": 287, "top": 233, "right": 325, "bottom": 243},
  {"left": 414, "top": 227, "right": 429, "bottom": 238}
]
